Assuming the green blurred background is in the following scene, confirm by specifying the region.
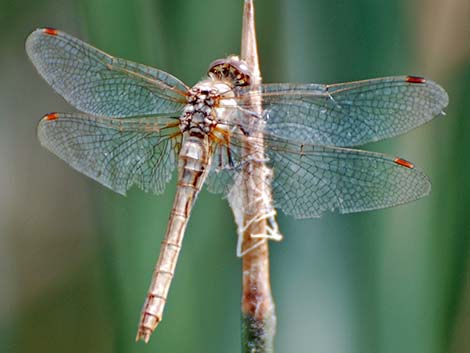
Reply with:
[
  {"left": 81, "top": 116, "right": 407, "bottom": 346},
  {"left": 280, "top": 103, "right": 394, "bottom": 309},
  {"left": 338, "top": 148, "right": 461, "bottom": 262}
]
[{"left": 0, "top": 0, "right": 468, "bottom": 352}]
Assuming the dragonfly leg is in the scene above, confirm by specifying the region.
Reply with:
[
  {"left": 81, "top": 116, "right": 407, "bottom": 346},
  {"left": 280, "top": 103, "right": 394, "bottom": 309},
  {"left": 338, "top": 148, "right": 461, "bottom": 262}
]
[{"left": 236, "top": 198, "right": 282, "bottom": 258}]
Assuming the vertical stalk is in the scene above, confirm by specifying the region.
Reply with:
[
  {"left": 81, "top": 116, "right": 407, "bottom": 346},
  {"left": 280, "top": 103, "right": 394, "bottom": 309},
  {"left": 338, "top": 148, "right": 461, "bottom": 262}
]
[{"left": 239, "top": 1, "right": 276, "bottom": 352}]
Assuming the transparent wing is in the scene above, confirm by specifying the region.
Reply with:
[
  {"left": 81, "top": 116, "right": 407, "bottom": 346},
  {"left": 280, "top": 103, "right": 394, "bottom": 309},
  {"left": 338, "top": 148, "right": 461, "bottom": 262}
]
[
  {"left": 206, "top": 130, "right": 431, "bottom": 218},
  {"left": 229, "top": 76, "right": 448, "bottom": 146},
  {"left": 266, "top": 137, "right": 431, "bottom": 218},
  {"left": 38, "top": 112, "right": 181, "bottom": 195},
  {"left": 206, "top": 140, "right": 242, "bottom": 194},
  {"left": 26, "top": 28, "right": 188, "bottom": 118}
]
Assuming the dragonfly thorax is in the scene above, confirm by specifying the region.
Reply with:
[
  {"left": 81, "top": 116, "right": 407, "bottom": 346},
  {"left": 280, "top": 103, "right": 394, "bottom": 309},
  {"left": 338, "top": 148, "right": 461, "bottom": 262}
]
[{"left": 180, "top": 80, "right": 232, "bottom": 135}]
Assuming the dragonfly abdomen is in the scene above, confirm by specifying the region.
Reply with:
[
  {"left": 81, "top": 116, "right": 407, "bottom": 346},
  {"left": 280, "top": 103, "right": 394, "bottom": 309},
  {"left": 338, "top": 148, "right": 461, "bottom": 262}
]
[
  {"left": 178, "top": 134, "right": 212, "bottom": 187},
  {"left": 136, "top": 133, "right": 212, "bottom": 342}
]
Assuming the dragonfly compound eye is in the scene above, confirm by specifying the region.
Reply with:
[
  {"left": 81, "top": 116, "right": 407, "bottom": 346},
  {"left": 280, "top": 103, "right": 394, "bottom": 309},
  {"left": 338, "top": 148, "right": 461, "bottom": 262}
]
[{"left": 207, "top": 56, "right": 252, "bottom": 87}]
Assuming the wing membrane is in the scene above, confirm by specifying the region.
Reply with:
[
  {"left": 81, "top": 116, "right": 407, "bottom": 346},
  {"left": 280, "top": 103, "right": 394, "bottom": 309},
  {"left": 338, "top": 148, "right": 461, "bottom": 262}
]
[
  {"left": 206, "top": 140, "right": 242, "bottom": 194},
  {"left": 266, "top": 137, "right": 431, "bottom": 218},
  {"left": 230, "top": 76, "right": 448, "bottom": 146},
  {"left": 206, "top": 130, "right": 431, "bottom": 218},
  {"left": 38, "top": 113, "right": 180, "bottom": 194},
  {"left": 26, "top": 28, "right": 188, "bottom": 118}
]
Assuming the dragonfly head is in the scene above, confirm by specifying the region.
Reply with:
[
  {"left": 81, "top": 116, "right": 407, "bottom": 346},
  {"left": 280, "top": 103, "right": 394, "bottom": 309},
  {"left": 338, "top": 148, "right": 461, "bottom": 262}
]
[{"left": 208, "top": 55, "right": 251, "bottom": 87}]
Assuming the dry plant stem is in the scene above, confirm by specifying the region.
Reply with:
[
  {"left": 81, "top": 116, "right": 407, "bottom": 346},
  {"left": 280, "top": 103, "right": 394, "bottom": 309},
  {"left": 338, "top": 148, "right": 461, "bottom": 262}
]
[{"left": 240, "top": 1, "right": 276, "bottom": 352}]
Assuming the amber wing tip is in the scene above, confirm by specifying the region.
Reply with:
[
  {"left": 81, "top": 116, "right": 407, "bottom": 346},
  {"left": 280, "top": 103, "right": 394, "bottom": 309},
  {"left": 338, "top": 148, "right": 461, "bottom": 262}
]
[
  {"left": 406, "top": 75, "right": 426, "bottom": 84},
  {"left": 394, "top": 157, "right": 414, "bottom": 169},
  {"left": 42, "top": 27, "right": 59, "bottom": 36},
  {"left": 43, "top": 112, "right": 59, "bottom": 121}
]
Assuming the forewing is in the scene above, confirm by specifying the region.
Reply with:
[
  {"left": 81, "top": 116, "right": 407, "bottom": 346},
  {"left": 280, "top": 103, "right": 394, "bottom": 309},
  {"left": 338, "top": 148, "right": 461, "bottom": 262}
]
[
  {"left": 26, "top": 28, "right": 188, "bottom": 117},
  {"left": 266, "top": 137, "right": 431, "bottom": 218},
  {"left": 232, "top": 76, "right": 448, "bottom": 146},
  {"left": 38, "top": 113, "right": 180, "bottom": 195}
]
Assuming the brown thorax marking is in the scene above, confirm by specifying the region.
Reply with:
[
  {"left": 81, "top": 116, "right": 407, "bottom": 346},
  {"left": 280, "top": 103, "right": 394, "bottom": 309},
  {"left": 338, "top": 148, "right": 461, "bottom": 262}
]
[
  {"left": 180, "top": 56, "right": 252, "bottom": 136},
  {"left": 180, "top": 86, "right": 220, "bottom": 134},
  {"left": 208, "top": 55, "right": 251, "bottom": 87}
]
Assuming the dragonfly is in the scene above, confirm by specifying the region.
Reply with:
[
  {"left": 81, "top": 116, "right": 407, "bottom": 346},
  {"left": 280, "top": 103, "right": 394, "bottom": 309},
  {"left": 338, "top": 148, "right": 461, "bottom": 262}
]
[{"left": 26, "top": 28, "right": 448, "bottom": 343}]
